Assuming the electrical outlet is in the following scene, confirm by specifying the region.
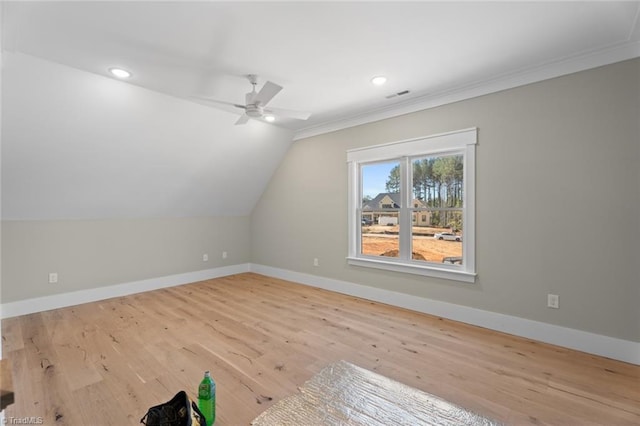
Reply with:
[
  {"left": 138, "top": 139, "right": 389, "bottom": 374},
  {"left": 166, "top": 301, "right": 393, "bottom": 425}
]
[
  {"left": 202, "top": 254, "right": 208, "bottom": 262},
  {"left": 313, "top": 258, "right": 319, "bottom": 267},
  {"left": 547, "top": 294, "right": 559, "bottom": 309},
  {"left": 49, "top": 273, "right": 58, "bottom": 284},
  {"left": 222, "top": 251, "right": 228, "bottom": 259}
]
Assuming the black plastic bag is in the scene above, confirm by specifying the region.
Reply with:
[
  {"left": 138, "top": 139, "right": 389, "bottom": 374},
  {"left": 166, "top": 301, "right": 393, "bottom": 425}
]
[{"left": 140, "top": 390, "right": 206, "bottom": 426}]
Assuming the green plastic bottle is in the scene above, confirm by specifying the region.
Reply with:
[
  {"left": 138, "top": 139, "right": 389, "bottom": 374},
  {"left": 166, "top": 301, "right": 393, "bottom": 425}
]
[{"left": 198, "top": 370, "right": 216, "bottom": 426}]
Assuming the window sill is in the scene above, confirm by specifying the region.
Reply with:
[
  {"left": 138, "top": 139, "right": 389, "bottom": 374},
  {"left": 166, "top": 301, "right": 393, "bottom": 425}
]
[{"left": 346, "top": 256, "right": 476, "bottom": 283}]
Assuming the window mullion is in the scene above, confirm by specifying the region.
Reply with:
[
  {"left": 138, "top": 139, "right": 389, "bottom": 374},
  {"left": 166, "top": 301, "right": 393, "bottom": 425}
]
[
  {"left": 399, "top": 157, "right": 412, "bottom": 260},
  {"left": 348, "top": 161, "right": 359, "bottom": 257}
]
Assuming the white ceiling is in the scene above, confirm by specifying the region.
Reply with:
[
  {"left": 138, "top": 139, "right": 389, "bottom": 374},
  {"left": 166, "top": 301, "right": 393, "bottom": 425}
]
[{"left": 3, "top": 1, "right": 640, "bottom": 139}]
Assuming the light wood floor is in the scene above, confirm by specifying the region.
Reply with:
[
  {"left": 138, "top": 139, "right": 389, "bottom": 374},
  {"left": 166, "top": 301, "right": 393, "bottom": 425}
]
[{"left": 2, "top": 273, "right": 639, "bottom": 425}]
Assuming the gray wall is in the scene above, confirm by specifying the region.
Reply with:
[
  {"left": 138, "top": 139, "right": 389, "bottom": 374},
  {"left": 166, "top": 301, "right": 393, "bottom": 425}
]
[
  {"left": 1, "top": 217, "right": 250, "bottom": 302},
  {"left": 251, "top": 59, "right": 640, "bottom": 342}
]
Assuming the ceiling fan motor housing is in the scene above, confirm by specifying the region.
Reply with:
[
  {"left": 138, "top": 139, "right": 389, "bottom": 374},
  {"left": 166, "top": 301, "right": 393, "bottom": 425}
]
[
  {"left": 245, "top": 89, "right": 264, "bottom": 117},
  {"left": 245, "top": 104, "right": 264, "bottom": 117}
]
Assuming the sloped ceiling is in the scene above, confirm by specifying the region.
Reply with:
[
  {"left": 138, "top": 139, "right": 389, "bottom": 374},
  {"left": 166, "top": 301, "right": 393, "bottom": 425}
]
[
  {"left": 1, "top": 1, "right": 639, "bottom": 220},
  {"left": 2, "top": 53, "right": 294, "bottom": 219}
]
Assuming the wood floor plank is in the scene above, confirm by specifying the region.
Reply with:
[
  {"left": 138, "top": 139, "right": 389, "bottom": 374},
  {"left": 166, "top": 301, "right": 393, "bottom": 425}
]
[
  {"left": 1, "top": 317, "right": 24, "bottom": 353},
  {"left": 19, "top": 313, "right": 85, "bottom": 425},
  {"left": 2, "top": 272, "right": 639, "bottom": 425}
]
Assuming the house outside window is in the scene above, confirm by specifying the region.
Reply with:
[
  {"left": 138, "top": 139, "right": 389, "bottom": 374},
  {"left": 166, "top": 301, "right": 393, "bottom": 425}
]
[{"left": 347, "top": 128, "right": 477, "bottom": 282}]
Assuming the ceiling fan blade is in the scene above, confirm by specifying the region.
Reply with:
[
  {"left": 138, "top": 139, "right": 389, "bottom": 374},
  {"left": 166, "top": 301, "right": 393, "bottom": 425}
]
[
  {"left": 235, "top": 114, "right": 250, "bottom": 125},
  {"left": 253, "top": 81, "right": 282, "bottom": 106},
  {"left": 264, "top": 107, "right": 311, "bottom": 121},
  {"left": 190, "top": 96, "right": 246, "bottom": 110}
]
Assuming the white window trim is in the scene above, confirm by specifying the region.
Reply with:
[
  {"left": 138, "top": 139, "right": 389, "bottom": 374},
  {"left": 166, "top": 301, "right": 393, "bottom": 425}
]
[{"left": 347, "top": 128, "right": 477, "bottom": 283}]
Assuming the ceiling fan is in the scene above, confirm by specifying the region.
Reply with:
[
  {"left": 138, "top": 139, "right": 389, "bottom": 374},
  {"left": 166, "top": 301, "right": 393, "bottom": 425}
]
[{"left": 194, "top": 74, "right": 311, "bottom": 125}]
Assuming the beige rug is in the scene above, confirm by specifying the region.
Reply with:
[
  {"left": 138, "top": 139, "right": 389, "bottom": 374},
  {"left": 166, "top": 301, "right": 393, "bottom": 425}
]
[{"left": 252, "top": 360, "right": 500, "bottom": 425}]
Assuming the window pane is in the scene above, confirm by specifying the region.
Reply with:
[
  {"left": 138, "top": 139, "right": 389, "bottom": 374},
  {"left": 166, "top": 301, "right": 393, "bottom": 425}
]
[
  {"left": 361, "top": 161, "right": 401, "bottom": 208},
  {"left": 361, "top": 161, "right": 402, "bottom": 258},
  {"left": 361, "top": 212, "right": 400, "bottom": 258},
  {"left": 411, "top": 210, "right": 463, "bottom": 264},
  {"left": 412, "top": 155, "right": 463, "bottom": 209}
]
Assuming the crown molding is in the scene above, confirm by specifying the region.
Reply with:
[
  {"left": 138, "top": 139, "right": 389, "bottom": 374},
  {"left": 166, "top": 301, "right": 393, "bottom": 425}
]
[{"left": 293, "top": 39, "right": 640, "bottom": 142}]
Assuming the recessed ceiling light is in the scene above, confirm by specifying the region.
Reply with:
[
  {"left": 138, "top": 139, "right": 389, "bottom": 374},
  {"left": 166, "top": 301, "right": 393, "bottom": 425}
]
[
  {"left": 109, "top": 68, "right": 132, "bottom": 79},
  {"left": 371, "top": 76, "right": 387, "bottom": 86},
  {"left": 264, "top": 115, "right": 275, "bottom": 122}
]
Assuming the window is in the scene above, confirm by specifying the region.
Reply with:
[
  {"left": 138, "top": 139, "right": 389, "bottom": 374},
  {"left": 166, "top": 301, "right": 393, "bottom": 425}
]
[{"left": 347, "top": 128, "right": 476, "bottom": 282}]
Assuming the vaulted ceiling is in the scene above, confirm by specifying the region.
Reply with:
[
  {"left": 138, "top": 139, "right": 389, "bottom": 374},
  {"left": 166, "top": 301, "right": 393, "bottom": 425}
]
[{"left": 2, "top": 1, "right": 639, "bottom": 219}]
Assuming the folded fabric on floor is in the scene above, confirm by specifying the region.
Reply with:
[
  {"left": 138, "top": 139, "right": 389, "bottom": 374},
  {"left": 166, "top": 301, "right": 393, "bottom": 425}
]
[{"left": 252, "top": 360, "right": 500, "bottom": 426}]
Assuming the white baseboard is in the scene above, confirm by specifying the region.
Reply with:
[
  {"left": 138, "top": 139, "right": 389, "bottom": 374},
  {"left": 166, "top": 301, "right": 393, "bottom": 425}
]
[
  {"left": 249, "top": 264, "right": 640, "bottom": 366},
  {"left": 0, "top": 263, "right": 250, "bottom": 319},
  {"left": 2, "top": 263, "right": 637, "bottom": 365}
]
